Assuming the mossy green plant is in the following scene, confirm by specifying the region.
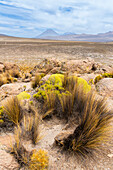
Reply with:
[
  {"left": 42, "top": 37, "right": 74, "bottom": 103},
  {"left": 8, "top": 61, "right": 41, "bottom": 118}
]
[{"left": 17, "top": 91, "right": 31, "bottom": 101}]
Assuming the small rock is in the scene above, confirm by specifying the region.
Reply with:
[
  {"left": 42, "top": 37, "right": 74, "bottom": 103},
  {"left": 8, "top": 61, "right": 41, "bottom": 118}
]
[{"left": 107, "top": 154, "right": 113, "bottom": 158}]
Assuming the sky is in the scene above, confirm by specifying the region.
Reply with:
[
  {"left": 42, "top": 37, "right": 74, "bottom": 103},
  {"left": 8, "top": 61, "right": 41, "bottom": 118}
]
[{"left": 0, "top": 0, "right": 113, "bottom": 37}]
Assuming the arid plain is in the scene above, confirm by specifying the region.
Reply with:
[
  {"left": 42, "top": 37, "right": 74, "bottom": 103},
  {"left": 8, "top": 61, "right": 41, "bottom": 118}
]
[
  {"left": 0, "top": 36, "right": 113, "bottom": 66},
  {"left": 0, "top": 36, "right": 113, "bottom": 170}
]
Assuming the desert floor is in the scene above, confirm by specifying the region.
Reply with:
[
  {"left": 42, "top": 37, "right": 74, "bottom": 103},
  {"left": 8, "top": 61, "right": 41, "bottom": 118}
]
[
  {"left": 0, "top": 37, "right": 113, "bottom": 66},
  {"left": 0, "top": 37, "right": 113, "bottom": 170}
]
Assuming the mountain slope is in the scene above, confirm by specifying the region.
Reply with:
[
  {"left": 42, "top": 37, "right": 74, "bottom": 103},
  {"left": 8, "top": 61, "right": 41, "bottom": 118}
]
[
  {"left": 35, "top": 30, "right": 113, "bottom": 42},
  {"left": 36, "top": 29, "right": 59, "bottom": 38}
]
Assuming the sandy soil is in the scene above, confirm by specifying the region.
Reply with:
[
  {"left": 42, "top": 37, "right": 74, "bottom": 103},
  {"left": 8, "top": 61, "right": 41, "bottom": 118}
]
[
  {"left": 0, "top": 37, "right": 113, "bottom": 66},
  {"left": 0, "top": 37, "right": 113, "bottom": 169}
]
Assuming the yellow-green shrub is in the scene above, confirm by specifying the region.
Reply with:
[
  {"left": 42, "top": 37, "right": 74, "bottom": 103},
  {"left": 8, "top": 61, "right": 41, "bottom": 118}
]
[
  {"left": 29, "top": 149, "right": 49, "bottom": 170},
  {"left": 17, "top": 91, "right": 31, "bottom": 101},
  {"left": 34, "top": 74, "right": 91, "bottom": 120}
]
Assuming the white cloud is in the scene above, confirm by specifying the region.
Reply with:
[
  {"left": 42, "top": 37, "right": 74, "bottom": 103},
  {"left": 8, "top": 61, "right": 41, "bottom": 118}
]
[{"left": 0, "top": 0, "right": 113, "bottom": 37}]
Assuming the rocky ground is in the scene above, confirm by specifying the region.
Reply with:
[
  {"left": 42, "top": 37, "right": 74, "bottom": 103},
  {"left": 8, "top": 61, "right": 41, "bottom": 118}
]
[{"left": 0, "top": 39, "right": 113, "bottom": 170}]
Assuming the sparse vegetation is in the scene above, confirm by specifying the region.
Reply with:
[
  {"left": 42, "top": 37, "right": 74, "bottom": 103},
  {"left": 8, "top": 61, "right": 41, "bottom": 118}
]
[
  {"left": 22, "top": 113, "right": 40, "bottom": 145},
  {"left": 29, "top": 149, "right": 49, "bottom": 170},
  {"left": 10, "top": 124, "right": 48, "bottom": 169},
  {"left": 63, "top": 92, "right": 113, "bottom": 156},
  {"left": 36, "top": 74, "right": 91, "bottom": 120},
  {"left": 31, "top": 73, "right": 45, "bottom": 88},
  {"left": 2, "top": 96, "right": 23, "bottom": 125},
  {"left": 17, "top": 91, "right": 31, "bottom": 101},
  {"left": 0, "top": 106, "right": 4, "bottom": 123},
  {"left": 0, "top": 42, "right": 113, "bottom": 169},
  {"left": 94, "top": 72, "right": 113, "bottom": 84},
  {"left": 10, "top": 126, "right": 30, "bottom": 167}
]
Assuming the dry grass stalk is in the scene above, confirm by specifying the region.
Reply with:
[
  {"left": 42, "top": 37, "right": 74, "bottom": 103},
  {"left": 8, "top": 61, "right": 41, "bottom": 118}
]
[
  {"left": 63, "top": 92, "right": 113, "bottom": 156},
  {"left": 21, "top": 112, "right": 41, "bottom": 145},
  {"left": 31, "top": 74, "right": 42, "bottom": 88},
  {"left": 3, "top": 96, "right": 23, "bottom": 125}
]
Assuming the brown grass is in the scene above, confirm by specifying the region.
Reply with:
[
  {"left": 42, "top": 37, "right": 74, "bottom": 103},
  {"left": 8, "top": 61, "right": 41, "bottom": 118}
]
[
  {"left": 63, "top": 92, "right": 113, "bottom": 156},
  {"left": 31, "top": 74, "right": 42, "bottom": 89},
  {"left": 3, "top": 96, "right": 23, "bottom": 125},
  {"left": 22, "top": 112, "right": 41, "bottom": 145}
]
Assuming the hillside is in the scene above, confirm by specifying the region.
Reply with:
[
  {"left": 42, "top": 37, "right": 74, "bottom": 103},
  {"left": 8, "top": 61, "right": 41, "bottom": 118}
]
[{"left": 36, "top": 30, "right": 113, "bottom": 42}]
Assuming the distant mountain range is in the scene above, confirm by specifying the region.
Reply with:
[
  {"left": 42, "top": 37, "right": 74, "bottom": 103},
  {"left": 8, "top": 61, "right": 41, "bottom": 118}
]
[
  {"left": 35, "top": 29, "right": 113, "bottom": 42},
  {"left": 0, "top": 34, "right": 8, "bottom": 37},
  {"left": 36, "top": 29, "right": 59, "bottom": 38},
  {"left": 1, "top": 30, "right": 113, "bottom": 42}
]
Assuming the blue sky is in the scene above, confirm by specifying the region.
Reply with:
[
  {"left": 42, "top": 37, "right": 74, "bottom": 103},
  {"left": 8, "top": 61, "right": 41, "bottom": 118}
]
[{"left": 0, "top": 0, "right": 113, "bottom": 37}]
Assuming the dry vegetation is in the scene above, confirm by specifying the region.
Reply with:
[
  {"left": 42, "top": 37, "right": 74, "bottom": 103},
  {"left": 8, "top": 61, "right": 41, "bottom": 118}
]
[
  {"left": 0, "top": 38, "right": 113, "bottom": 65},
  {"left": 0, "top": 38, "right": 113, "bottom": 169}
]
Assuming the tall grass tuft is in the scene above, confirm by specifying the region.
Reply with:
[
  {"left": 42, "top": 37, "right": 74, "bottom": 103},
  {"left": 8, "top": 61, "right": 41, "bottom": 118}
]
[
  {"left": 22, "top": 112, "right": 41, "bottom": 145},
  {"left": 63, "top": 92, "right": 113, "bottom": 156},
  {"left": 10, "top": 121, "right": 48, "bottom": 169},
  {"left": 10, "top": 125, "right": 30, "bottom": 167},
  {"left": 3, "top": 96, "right": 23, "bottom": 125},
  {"left": 31, "top": 74, "right": 42, "bottom": 89},
  {"left": 43, "top": 74, "right": 90, "bottom": 121}
]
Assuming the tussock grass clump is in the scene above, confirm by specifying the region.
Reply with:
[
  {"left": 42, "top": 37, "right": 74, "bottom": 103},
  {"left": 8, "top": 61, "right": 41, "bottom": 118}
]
[
  {"left": 34, "top": 74, "right": 91, "bottom": 120},
  {"left": 10, "top": 126, "right": 30, "bottom": 167},
  {"left": 10, "top": 123, "right": 48, "bottom": 169},
  {"left": 63, "top": 92, "right": 113, "bottom": 156},
  {"left": 31, "top": 74, "right": 42, "bottom": 88},
  {"left": 3, "top": 96, "right": 23, "bottom": 125},
  {"left": 22, "top": 113, "right": 40, "bottom": 145},
  {"left": 43, "top": 75, "right": 90, "bottom": 120}
]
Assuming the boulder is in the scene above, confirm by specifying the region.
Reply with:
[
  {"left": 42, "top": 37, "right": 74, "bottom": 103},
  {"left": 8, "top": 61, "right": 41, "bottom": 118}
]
[
  {"left": 80, "top": 73, "right": 97, "bottom": 83},
  {"left": 0, "top": 63, "right": 4, "bottom": 73},
  {"left": 0, "top": 133, "right": 19, "bottom": 169},
  {"left": 96, "top": 78, "right": 113, "bottom": 99},
  {"left": 0, "top": 149, "right": 19, "bottom": 169},
  {"left": 4, "top": 62, "right": 19, "bottom": 71},
  {"left": 0, "top": 82, "right": 31, "bottom": 102},
  {"left": 62, "top": 57, "right": 95, "bottom": 73},
  {"left": 50, "top": 67, "right": 62, "bottom": 74},
  {"left": 95, "top": 64, "right": 113, "bottom": 74},
  {"left": 41, "top": 75, "right": 51, "bottom": 84},
  {"left": 55, "top": 131, "right": 73, "bottom": 146}
]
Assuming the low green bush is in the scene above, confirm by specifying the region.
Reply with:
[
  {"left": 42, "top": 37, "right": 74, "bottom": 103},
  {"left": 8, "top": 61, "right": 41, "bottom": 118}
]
[{"left": 17, "top": 92, "right": 31, "bottom": 101}]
